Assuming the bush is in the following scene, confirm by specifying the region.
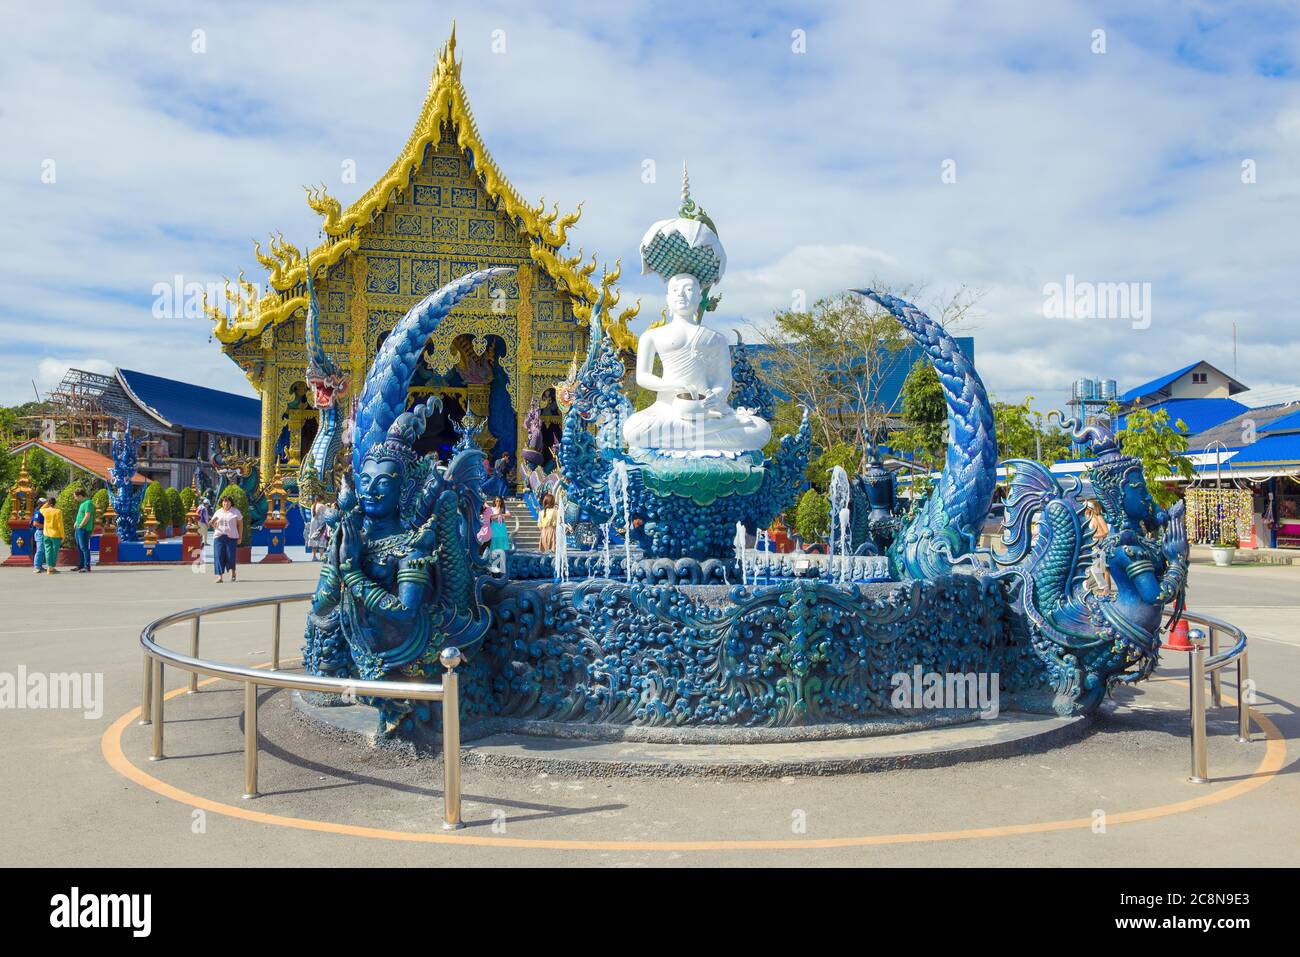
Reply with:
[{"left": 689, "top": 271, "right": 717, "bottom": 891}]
[
  {"left": 217, "top": 485, "right": 252, "bottom": 545},
  {"left": 0, "top": 491, "right": 11, "bottom": 545},
  {"left": 163, "top": 487, "right": 184, "bottom": 530},
  {"left": 181, "top": 486, "right": 196, "bottom": 515},
  {"left": 794, "top": 488, "right": 830, "bottom": 544}
]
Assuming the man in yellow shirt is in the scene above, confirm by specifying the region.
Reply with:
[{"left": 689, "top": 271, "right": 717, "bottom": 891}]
[{"left": 39, "top": 493, "right": 65, "bottom": 574}]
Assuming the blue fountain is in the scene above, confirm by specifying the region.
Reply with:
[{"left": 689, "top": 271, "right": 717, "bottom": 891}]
[{"left": 301, "top": 172, "right": 1190, "bottom": 737}]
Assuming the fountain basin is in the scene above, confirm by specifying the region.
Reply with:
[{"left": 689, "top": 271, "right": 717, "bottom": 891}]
[{"left": 449, "top": 572, "right": 1044, "bottom": 730}]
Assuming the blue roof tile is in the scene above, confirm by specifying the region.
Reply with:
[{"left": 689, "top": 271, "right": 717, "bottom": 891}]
[
  {"left": 1118, "top": 361, "right": 1201, "bottom": 402},
  {"left": 1121, "top": 397, "right": 1249, "bottom": 436},
  {"left": 1223, "top": 433, "right": 1300, "bottom": 466},
  {"left": 1260, "top": 408, "right": 1300, "bottom": 434},
  {"left": 117, "top": 368, "right": 261, "bottom": 438}
]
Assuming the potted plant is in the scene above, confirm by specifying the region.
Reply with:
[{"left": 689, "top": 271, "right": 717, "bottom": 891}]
[{"left": 1210, "top": 536, "right": 1238, "bottom": 567}]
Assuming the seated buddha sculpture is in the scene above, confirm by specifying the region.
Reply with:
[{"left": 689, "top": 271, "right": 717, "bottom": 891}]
[{"left": 622, "top": 165, "right": 770, "bottom": 456}]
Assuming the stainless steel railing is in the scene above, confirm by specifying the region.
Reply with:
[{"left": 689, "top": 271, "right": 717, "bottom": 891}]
[
  {"left": 139, "top": 592, "right": 465, "bottom": 828},
  {"left": 1167, "top": 609, "right": 1251, "bottom": 784}
]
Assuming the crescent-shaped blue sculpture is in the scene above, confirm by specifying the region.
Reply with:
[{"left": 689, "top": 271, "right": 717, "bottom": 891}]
[
  {"left": 852, "top": 290, "right": 998, "bottom": 580},
  {"left": 352, "top": 267, "right": 512, "bottom": 474}
]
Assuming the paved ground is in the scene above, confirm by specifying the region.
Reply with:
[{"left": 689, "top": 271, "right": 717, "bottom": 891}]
[{"left": 0, "top": 553, "right": 1296, "bottom": 867}]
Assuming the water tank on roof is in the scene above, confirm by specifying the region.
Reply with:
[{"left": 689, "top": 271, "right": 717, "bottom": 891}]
[
  {"left": 1073, "top": 378, "right": 1097, "bottom": 400},
  {"left": 1100, "top": 379, "right": 1117, "bottom": 399}
]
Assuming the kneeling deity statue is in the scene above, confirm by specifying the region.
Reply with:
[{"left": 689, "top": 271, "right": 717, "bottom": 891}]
[{"left": 622, "top": 166, "right": 770, "bottom": 456}]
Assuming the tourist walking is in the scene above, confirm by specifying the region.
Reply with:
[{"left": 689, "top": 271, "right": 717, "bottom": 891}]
[
  {"left": 31, "top": 495, "right": 46, "bottom": 574},
  {"left": 1085, "top": 499, "right": 1112, "bottom": 593},
  {"left": 480, "top": 495, "right": 512, "bottom": 554},
  {"left": 307, "top": 497, "right": 329, "bottom": 560},
  {"left": 212, "top": 495, "right": 243, "bottom": 583},
  {"left": 494, "top": 453, "right": 515, "bottom": 496},
  {"left": 73, "top": 488, "right": 94, "bottom": 572},
  {"left": 537, "top": 493, "right": 558, "bottom": 552},
  {"left": 39, "top": 492, "right": 65, "bottom": 575},
  {"left": 196, "top": 497, "right": 212, "bottom": 545}
]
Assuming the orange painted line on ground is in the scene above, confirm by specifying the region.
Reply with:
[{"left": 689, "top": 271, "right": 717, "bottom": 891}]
[{"left": 101, "top": 675, "right": 1287, "bottom": 852}]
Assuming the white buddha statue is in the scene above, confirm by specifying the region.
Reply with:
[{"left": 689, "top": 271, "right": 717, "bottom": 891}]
[{"left": 622, "top": 271, "right": 770, "bottom": 454}]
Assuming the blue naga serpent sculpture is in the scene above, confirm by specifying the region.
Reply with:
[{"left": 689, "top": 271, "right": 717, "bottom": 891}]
[
  {"left": 558, "top": 294, "right": 811, "bottom": 560},
  {"left": 849, "top": 292, "right": 1187, "bottom": 715},
  {"left": 988, "top": 420, "right": 1189, "bottom": 715},
  {"left": 853, "top": 290, "right": 999, "bottom": 580},
  {"left": 108, "top": 426, "right": 144, "bottom": 541},
  {"left": 298, "top": 261, "right": 349, "bottom": 505},
  {"left": 302, "top": 267, "right": 508, "bottom": 734}
]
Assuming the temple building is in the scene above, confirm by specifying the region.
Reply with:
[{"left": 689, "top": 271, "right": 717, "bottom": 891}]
[
  {"left": 37, "top": 366, "right": 261, "bottom": 488},
  {"left": 206, "top": 25, "right": 637, "bottom": 483}
]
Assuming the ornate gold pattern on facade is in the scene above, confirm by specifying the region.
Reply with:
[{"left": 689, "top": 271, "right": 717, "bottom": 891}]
[
  {"left": 347, "top": 253, "right": 370, "bottom": 401},
  {"left": 207, "top": 22, "right": 650, "bottom": 478},
  {"left": 208, "top": 23, "right": 634, "bottom": 351}
]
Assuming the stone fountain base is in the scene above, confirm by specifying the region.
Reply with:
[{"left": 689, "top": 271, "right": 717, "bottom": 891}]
[
  {"left": 453, "top": 572, "right": 1047, "bottom": 729},
  {"left": 291, "top": 691, "right": 1091, "bottom": 777}
]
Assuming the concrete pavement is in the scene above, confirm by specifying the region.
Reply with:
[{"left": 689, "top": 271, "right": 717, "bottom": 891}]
[{"left": 0, "top": 553, "right": 1296, "bottom": 867}]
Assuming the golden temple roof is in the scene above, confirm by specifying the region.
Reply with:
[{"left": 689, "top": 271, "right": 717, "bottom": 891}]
[{"left": 207, "top": 23, "right": 637, "bottom": 350}]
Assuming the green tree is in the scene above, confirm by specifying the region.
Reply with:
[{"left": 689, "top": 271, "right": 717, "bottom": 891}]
[
  {"left": 0, "top": 491, "right": 11, "bottom": 545},
  {"left": 888, "top": 359, "right": 946, "bottom": 467},
  {"left": 794, "top": 487, "right": 830, "bottom": 543},
  {"left": 21, "top": 449, "right": 71, "bottom": 503},
  {"left": 1109, "top": 402, "right": 1193, "bottom": 508},
  {"left": 992, "top": 396, "right": 1072, "bottom": 463},
  {"left": 761, "top": 399, "right": 806, "bottom": 460},
  {"left": 806, "top": 441, "right": 861, "bottom": 494},
  {"left": 217, "top": 485, "right": 252, "bottom": 545}
]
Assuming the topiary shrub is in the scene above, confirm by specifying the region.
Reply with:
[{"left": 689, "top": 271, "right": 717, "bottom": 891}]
[
  {"left": 56, "top": 485, "right": 81, "bottom": 546},
  {"left": 0, "top": 491, "right": 11, "bottom": 545},
  {"left": 141, "top": 480, "right": 164, "bottom": 530},
  {"left": 216, "top": 485, "right": 252, "bottom": 545},
  {"left": 163, "top": 487, "right": 184, "bottom": 532},
  {"left": 180, "top": 486, "right": 196, "bottom": 515}
]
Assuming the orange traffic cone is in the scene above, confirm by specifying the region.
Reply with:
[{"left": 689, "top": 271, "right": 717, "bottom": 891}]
[{"left": 1163, "top": 618, "right": 1194, "bottom": 651}]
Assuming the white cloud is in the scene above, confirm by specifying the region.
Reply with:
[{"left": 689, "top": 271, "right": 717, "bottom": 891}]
[
  {"left": 34, "top": 358, "right": 115, "bottom": 397},
  {"left": 1, "top": 1, "right": 1297, "bottom": 417}
]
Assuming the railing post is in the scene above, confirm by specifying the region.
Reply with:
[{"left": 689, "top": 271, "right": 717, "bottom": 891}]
[
  {"left": 1188, "top": 639, "right": 1209, "bottom": 783},
  {"left": 271, "top": 603, "right": 282, "bottom": 672},
  {"left": 1236, "top": 648, "right": 1251, "bottom": 743},
  {"left": 140, "top": 651, "right": 152, "bottom": 725},
  {"left": 440, "top": 647, "right": 463, "bottom": 830},
  {"left": 149, "top": 658, "right": 164, "bottom": 761},
  {"left": 243, "top": 682, "right": 259, "bottom": 799},
  {"left": 188, "top": 617, "right": 201, "bottom": 693},
  {"left": 1208, "top": 626, "right": 1221, "bottom": 708}
]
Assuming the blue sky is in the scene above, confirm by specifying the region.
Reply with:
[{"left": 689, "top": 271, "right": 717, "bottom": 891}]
[{"left": 1, "top": 0, "right": 1298, "bottom": 412}]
